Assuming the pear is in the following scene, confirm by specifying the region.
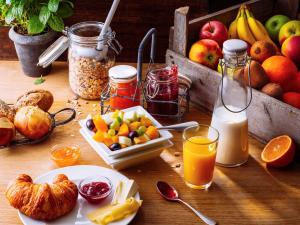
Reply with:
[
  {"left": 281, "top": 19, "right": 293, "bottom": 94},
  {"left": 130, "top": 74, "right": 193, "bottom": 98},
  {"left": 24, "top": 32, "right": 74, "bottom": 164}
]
[{"left": 242, "top": 60, "right": 269, "bottom": 89}]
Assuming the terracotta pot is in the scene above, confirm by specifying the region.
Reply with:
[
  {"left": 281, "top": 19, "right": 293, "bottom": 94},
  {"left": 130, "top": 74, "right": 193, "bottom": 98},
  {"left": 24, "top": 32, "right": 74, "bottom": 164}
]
[{"left": 9, "top": 27, "right": 57, "bottom": 77}]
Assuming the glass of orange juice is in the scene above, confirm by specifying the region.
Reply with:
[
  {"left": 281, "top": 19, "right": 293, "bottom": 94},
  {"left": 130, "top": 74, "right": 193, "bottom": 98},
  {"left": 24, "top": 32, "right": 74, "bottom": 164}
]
[{"left": 183, "top": 125, "right": 219, "bottom": 189}]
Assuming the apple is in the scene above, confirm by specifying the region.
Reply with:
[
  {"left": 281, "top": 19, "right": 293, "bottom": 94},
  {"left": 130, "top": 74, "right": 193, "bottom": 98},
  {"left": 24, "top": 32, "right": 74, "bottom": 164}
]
[
  {"left": 199, "top": 20, "right": 228, "bottom": 47},
  {"left": 279, "top": 20, "right": 300, "bottom": 45},
  {"left": 282, "top": 35, "right": 300, "bottom": 68},
  {"left": 265, "top": 15, "right": 290, "bottom": 42},
  {"left": 189, "top": 39, "right": 222, "bottom": 69},
  {"left": 0, "top": 117, "right": 15, "bottom": 146}
]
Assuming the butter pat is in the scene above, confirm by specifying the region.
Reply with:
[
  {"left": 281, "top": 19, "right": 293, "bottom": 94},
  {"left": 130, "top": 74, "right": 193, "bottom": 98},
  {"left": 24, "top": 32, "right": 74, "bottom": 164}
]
[
  {"left": 87, "top": 197, "right": 142, "bottom": 225},
  {"left": 112, "top": 179, "right": 139, "bottom": 205}
]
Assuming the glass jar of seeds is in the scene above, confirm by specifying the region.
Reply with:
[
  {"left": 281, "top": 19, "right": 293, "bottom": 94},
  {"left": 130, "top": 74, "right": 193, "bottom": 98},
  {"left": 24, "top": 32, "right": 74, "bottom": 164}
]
[{"left": 68, "top": 22, "right": 121, "bottom": 99}]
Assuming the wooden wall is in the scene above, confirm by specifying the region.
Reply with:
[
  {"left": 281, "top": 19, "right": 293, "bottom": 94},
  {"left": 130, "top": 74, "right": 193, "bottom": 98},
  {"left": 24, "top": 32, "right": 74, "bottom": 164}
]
[
  {"left": 0, "top": 0, "right": 208, "bottom": 63},
  {"left": 2, "top": 0, "right": 298, "bottom": 62}
]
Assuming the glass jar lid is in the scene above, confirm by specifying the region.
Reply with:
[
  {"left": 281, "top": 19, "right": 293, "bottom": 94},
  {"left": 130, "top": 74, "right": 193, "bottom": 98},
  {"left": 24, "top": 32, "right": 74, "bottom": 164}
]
[
  {"left": 38, "top": 21, "right": 121, "bottom": 68},
  {"left": 223, "top": 39, "right": 247, "bottom": 56},
  {"left": 109, "top": 65, "right": 137, "bottom": 83}
]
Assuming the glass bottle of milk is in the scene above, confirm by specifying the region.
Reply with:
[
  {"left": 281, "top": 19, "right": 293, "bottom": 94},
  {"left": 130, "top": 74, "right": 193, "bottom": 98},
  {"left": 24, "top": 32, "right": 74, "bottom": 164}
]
[{"left": 210, "top": 39, "right": 252, "bottom": 167}]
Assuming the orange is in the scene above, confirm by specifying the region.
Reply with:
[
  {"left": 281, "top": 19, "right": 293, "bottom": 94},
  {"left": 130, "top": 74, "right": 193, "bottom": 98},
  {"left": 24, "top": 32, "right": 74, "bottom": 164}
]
[
  {"left": 261, "top": 135, "right": 295, "bottom": 167},
  {"left": 262, "top": 56, "right": 297, "bottom": 86},
  {"left": 93, "top": 115, "right": 108, "bottom": 132}
]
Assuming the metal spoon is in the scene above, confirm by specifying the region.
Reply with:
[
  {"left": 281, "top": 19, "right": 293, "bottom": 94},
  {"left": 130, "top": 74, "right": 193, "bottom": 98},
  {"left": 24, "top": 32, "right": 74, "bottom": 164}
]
[
  {"left": 156, "top": 181, "right": 217, "bottom": 225},
  {"left": 157, "top": 121, "right": 199, "bottom": 131}
]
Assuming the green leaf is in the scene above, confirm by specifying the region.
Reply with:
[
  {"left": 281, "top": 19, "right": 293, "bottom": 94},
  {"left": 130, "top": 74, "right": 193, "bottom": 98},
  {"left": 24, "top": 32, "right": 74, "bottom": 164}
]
[
  {"left": 48, "top": 15, "right": 64, "bottom": 32},
  {"left": 11, "top": 1, "right": 24, "bottom": 18},
  {"left": 39, "top": 6, "right": 50, "bottom": 25},
  {"left": 48, "top": 0, "right": 60, "bottom": 13},
  {"left": 5, "top": 8, "right": 14, "bottom": 24},
  {"left": 34, "top": 75, "right": 45, "bottom": 85},
  {"left": 28, "top": 15, "right": 45, "bottom": 34},
  {"left": 57, "top": 2, "right": 73, "bottom": 18}
]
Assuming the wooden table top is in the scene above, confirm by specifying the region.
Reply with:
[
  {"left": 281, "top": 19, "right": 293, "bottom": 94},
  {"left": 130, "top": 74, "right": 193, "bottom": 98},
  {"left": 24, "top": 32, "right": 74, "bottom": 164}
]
[{"left": 0, "top": 61, "right": 300, "bottom": 225}]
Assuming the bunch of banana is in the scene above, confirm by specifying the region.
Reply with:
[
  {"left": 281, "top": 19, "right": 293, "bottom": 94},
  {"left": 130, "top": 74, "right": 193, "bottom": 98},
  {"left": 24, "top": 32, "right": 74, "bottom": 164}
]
[{"left": 228, "top": 4, "right": 276, "bottom": 46}]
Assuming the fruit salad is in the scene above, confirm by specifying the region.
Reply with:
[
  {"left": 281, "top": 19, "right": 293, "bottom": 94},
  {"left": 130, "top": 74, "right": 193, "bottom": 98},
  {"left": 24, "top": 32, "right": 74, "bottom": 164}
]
[{"left": 86, "top": 110, "right": 160, "bottom": 151}]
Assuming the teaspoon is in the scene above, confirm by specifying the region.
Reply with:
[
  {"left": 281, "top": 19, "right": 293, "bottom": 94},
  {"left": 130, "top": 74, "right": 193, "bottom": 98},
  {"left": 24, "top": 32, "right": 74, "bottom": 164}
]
[{"left": 156, "top": 181, "right": 217, "bottom": 225}]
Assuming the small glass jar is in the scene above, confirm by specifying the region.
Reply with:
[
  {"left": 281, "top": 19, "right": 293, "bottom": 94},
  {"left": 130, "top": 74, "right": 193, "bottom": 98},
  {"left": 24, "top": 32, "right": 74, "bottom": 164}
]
[
  {"left": 68, "top": 22, "right": 117, "bottom": 99},
  {"left": 145, "top": 65, "right": 179, "bottom": 116},
  {"left": 108, "top": 65, "right": 140, "bottom": 110}
]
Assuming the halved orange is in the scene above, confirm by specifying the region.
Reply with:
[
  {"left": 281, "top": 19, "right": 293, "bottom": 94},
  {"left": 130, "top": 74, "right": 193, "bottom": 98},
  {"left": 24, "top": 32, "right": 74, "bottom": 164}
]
[{"left": 261, "top": 135, "right": 295, "bottom": 167}]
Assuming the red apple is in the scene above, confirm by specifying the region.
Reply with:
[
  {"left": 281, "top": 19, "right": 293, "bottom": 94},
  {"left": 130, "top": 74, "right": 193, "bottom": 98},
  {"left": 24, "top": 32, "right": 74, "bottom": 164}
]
[
  {"left": 282, "top": 35, "right": 300, "bottom": 68},
  {"left": 200, "top": 20, "right": 228, "bottom": 47},
  {"left": 189, "top": 39, "right": 222, "bottom": 69},
  {"left": 282, "top": 71, "right": 300, "bottom": 93}
]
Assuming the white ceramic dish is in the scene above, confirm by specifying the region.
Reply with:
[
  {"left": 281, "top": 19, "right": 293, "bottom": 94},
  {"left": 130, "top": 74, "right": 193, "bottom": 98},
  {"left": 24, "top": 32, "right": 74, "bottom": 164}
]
[
  {"left": 80, "top": 127, "right": 173, "bottom": 170},
  {"left": 19, "top": 165, "right": 140, "bottom": 225},
  {"left": 79, "top": 106, "right": 173, "bottom": 158}
]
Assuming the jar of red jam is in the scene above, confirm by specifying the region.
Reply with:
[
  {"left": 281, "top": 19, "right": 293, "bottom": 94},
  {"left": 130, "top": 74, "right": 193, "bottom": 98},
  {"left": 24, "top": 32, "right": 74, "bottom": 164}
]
[
  {"left": 109, "top": 65, "right": 140, "bottom": 110},
  {"left": 145, "top": 65, "right": 179, "bottom": 116}
]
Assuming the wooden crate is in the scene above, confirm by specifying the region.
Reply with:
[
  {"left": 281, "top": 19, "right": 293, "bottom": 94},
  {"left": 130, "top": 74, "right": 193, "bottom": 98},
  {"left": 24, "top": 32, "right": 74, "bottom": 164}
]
[{"left": 166, "top": 0, "right": 300, "bottom": 145}]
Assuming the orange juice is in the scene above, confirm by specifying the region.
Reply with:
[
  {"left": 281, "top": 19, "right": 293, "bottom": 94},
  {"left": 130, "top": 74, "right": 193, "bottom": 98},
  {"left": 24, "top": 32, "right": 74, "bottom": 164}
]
[{"left": 183, "top": 136, "right": 217, "bottom": 189}]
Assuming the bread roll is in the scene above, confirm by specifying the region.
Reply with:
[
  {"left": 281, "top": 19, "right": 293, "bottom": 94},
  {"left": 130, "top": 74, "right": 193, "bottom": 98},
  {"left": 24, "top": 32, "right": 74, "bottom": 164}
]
[
  {"left": 15, "top": 89, "right": 53, "bottom": 112},
  {"left": 14, "top": 106, "right": 51, "bottom": 140},
  {"left": 0, "top": 99, "right": 15, "bottom": 122}
]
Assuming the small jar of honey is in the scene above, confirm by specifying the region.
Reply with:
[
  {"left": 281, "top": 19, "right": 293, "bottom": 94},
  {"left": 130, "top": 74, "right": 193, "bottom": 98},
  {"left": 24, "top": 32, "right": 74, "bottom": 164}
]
[
  {"left": 50, "top": 144, "right": 81, "bottom": 167},
  {"left": 109, "top": 65, "right": 140, "bottom": 110}
]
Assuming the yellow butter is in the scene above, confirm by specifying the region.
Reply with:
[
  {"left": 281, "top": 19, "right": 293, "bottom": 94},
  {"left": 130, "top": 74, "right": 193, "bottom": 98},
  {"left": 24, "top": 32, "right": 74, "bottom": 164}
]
[{"left": 87, "top": 197, "right": 142, "bottom": 225}]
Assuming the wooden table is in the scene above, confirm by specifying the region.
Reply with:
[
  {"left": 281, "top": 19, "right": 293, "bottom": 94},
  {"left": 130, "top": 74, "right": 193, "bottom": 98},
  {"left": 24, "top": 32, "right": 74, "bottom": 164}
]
[{"left": 0, "top": 61, "right": 300, "bottom": 225}]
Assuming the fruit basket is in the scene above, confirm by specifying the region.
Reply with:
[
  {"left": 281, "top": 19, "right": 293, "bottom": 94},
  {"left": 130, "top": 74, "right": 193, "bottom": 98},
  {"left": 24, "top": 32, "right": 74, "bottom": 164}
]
[{"left": 166, "top": 0, "right": 300, "bottom": 145}]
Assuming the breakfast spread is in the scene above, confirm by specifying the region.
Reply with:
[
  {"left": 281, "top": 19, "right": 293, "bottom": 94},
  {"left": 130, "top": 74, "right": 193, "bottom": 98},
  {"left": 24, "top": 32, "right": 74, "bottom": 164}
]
[
  {"left": 2, "top": 1, "right": 300, "bottom": 224},
  {"left": 5, "top": 174, "right": 78, "bottom": 221},
  {"left": 88, "top": 110, "right": 160, "bottom": 151}
]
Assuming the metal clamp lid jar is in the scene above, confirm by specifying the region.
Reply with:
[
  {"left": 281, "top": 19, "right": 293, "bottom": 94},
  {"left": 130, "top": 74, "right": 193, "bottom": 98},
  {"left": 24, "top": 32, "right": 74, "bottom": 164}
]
[
  {"left": 38, "top": 21, "right": 122, "bottom": 100},
  {"left": 108, "top": 65, "right": 140, "bottom": 110}
]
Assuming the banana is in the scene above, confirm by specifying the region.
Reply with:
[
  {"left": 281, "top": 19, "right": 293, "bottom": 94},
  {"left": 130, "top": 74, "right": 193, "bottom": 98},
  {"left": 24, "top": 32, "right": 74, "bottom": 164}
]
[
  {"left": 237, "top": 7, "right": 256, "bottom": 44},
  {"left": 245, "top": 7, "right": 272, "bottom": 42},
  {"left": 228, "top": 20, "right": 238, "bottom": 39},
  {"left": 228, "top": 7, "right": 242, "bottom": 39}
]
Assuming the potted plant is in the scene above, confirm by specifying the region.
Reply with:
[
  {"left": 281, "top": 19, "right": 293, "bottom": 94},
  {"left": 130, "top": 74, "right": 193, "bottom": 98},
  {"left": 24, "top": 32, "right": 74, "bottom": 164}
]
[{"left": 0, "top": 0, "right": 74, "bottom": 77}]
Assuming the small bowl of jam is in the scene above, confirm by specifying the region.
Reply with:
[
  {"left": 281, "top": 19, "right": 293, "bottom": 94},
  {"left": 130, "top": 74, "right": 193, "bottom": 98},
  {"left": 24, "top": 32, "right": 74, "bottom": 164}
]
[
  {"left": 51, "top": 144, "right": 81, "bottom": 167},
  {"left": 78, "top": 176, "right": 112, "bottom": 204}
]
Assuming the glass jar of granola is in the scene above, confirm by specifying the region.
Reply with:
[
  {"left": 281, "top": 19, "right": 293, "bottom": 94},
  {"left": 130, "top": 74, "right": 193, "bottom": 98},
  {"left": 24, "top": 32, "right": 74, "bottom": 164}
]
[{"left": 68, "top": 22, "right": 121, "bottom": 99}]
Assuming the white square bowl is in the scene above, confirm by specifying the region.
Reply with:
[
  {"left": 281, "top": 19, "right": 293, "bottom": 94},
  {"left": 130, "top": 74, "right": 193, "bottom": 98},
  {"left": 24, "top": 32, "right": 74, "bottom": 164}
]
[
  {"left": 80, "top": 127, "right": 173, "bottom": 170},
  {"left": 79, "top": 106, "right": 173, "bottom": 158}
]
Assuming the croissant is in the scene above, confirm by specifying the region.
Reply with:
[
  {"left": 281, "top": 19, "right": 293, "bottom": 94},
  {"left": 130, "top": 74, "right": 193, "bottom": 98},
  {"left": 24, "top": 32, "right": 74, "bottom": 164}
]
[{"left": 6, "top": 174, "right": 78, "bottom": 221}]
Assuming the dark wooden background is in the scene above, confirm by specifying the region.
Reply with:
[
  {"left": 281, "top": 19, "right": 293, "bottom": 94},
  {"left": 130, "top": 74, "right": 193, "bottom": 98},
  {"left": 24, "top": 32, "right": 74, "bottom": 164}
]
[{"left": 0, "top": 0, "right": 262, "bottom": 63}]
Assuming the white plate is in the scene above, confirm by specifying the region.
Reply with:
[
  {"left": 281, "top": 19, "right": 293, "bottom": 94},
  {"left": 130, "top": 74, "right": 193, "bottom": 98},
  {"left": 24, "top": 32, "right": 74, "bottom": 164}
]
[
  {"left": 19, "top": 165, "right": 140, "bottom": 225},
  {"left": 79, "top": 106, "right": 173, "bottom": 158}
]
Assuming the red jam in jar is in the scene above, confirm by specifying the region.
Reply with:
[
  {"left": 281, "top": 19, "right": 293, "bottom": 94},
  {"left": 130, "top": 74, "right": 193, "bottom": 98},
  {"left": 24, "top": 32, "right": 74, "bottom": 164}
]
[
  {"left": 109, "top": 65, "right": 140, "bottom": 110},
  {"left": 79, "top": 177, "right": 112, "bottom": 204},
  {"left": 145, "top": 65, "right": 179, "bottom": 116}
]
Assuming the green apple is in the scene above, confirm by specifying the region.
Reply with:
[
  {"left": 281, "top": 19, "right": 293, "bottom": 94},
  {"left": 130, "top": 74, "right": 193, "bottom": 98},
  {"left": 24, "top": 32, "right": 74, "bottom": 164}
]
[
  {"left": 279, "top": 20, "right": 300, "bottom": 45},
  {"left": 265, "top": 15, "right": 290, "bottom": 42}
]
